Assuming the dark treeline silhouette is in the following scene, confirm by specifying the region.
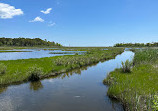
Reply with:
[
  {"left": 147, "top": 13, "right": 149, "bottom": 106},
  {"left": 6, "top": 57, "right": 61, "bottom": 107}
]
[
  {"left": 114, "top": 42, "right": 158, "bottom": 47},
  {"left": 0, "top": 37, "right": 62, "bottom": 47}
]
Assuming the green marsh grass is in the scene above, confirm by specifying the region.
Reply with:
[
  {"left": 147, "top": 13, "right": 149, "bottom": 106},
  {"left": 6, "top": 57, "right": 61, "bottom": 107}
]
[
  {"left": 103, "top": 49, "right": 158, "bottom": 110},
  {"left": 27, "top": 66, "right": 43, "bottom": 81},
  {"left": 0, "top": 63, "right": 7, "bottom": 74},
  {"left": 53, "top": 48, "right": 124, "bottom": 69},
  {"left": 121, "top": 60, "right": 132, "bottom": 73},
  {"left": 0, "top": 47, "right": 124, "bottom": 85},
  {"left": 133, "top": 49, "right": 158, "bottom": 65}
]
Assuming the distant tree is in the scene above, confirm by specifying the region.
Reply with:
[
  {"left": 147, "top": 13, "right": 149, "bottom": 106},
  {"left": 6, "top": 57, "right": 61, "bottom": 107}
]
[
  {"left": 0, "top": 37, "right": 62, "bottom": 47},
  {"left": 114, "top": 42, "right": 158, "bottom": 47}
]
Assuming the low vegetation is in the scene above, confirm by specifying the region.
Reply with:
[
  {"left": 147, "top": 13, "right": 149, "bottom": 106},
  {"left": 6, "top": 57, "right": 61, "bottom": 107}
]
[
  {"left": 121, "top": 60, "right": 132, "bottom": 73},
  {"left": 0, "top": 63, "right": 7, "bottom": 74},
  {"left": 27, "top": 66, "right": 43, "bottom": 81},
  {"left": 133, "top": 49, "right": 158, "bottom": 65},
  {"left": 103, "top": 49, "right": 158, "bottom": 110},
  {"left": 54, "top": 51, "right": 112, "bottom": 67},
  {"left": 0, "top": 47, "right": 124, "bottom": 85},
  {"left": 114, "top": 42, "right": 158, "bottom": 47},
  {"left": 49, "top": 51, "right": 84, "bottom": 55}
]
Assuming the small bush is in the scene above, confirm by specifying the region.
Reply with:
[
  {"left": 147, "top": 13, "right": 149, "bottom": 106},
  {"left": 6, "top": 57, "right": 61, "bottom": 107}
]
[
  {"left": 75, "top": 53, "right": 79, "bottom": 55},
  {"left": 0, "top": 63, "right": 7, "bottom": 74},
  {"left": 121, "top": 60, "right": 132, "bottom": 73},
  {"left": 27, "top": 66, "right": 43, "bottom": 81}
]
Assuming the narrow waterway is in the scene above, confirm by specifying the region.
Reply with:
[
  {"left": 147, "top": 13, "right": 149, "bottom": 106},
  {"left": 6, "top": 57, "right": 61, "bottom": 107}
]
[{"left": 0, "top": 51, "right": 134, "bottom": 111}]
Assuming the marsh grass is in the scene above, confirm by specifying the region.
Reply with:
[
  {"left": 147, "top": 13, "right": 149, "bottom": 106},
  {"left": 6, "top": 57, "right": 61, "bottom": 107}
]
[
  {"left": 27, "top": 66, "right": 43, "bottom": 81},
  {"left": 0, "top": 63, "right": 7, "bottom": 74},
  {"left": 104, "top": 49, "right": 158, "bottom": 110},
  {"left": 53, "top": 49, "right": 123, "bottom": 69},
  {"left": 49, "top": 52, "right": 76, "bottom": 54},
  {"left": 0, "top": 47, "right": 124, "bottom": 85},
  {"left": 121, "top": 60, "right": 132, "bottom": 73},
  {"left": 133, "top": 49, "right": 158, "bottom": 65},
  {"left": 49, "top": 52, "right": 83, "bottom": 55}
]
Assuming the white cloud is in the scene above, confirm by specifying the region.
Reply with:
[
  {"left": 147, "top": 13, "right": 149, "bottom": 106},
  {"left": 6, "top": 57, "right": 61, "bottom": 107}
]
[
  {"left": 41, "top": 8, "right": 52, "bottom": 14},
  {"left": 29, "top": 16, "right": 44, "bottom": 22},
  {"left": 0, "top": 3, "right": 23, "bottom": 19},
  {"left": 48, "top": 22, "right": 56, "bottom": 27}
]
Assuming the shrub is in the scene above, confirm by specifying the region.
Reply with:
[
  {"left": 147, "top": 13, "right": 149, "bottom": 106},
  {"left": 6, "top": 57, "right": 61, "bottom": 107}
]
[
  {"left": 27, "top": 66, "right": 43, "bottom": 81},
  {"left": 75, "top": 53, "right": 79, "bottom": 55},
  {"left": 121, "top": 60, "right": 132, "bottom": 73},
  {"left": 0, "top": 63, "right": 7, "bottom": 74}
]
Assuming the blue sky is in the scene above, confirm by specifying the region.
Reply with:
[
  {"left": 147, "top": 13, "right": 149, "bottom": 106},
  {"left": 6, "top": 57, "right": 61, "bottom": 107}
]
[{"left": 0, "top": 0, "right": 158, "bottom": 46}]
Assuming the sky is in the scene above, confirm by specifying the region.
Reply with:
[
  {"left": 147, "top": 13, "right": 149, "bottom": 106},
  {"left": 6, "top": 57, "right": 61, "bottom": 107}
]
[{"left": 0, "top": 0, "right": 158, "bottom": 46}]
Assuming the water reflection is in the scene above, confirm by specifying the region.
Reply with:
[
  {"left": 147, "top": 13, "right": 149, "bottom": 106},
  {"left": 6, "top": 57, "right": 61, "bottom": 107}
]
[
  {"left": 30, "top": 81, "right": 43, "bottom": 91},
  {"left": 0, "top": 49, "right": 85, "bottom": 60},
  {"left": 108, "top": 96, "right": 124, "bottom": 111},
  {"left": 43, "top": 63, "right": 98, "bottom": 81},
  {"left": 0, "top": 86, "right": 7, "bottom": 94},
  {"left": 0, "top": 63, "right": 98, "bottom": 93}
]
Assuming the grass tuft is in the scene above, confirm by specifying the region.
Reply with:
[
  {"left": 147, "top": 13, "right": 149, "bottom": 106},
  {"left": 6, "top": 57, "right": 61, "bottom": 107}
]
[
  {"left": 0, "top": 63, "right": 7, "bottom": 74},
  {"left": 27, "top": 66, "right": 43, "bottom": 81},
  {"left": 121, "top": 60, "right": 132, "bottom": 73}
]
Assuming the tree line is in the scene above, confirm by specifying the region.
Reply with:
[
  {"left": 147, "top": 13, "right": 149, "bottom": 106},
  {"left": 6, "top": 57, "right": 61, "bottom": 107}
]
[
  {"left": 0, "top": 37, "right": 62, "bottom": 47},
  {"left": 114, "top": 42, "right": 158, "bottom": 47}
]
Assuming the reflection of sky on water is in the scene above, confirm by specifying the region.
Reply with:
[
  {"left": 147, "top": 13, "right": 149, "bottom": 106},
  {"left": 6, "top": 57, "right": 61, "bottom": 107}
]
[{"left": 0, "top": 49, "right": 85, "bottom": 60}]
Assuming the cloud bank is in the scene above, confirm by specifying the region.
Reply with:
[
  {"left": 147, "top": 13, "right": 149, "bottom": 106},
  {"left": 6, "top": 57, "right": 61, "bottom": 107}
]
[{"left": 0, "top": 3, "right": 23, "bottom": 19}]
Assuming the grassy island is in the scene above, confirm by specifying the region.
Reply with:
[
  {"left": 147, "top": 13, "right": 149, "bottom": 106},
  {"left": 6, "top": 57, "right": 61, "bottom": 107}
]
[{"left": 0, "top": 47, "right": 124, "bottom": 86}]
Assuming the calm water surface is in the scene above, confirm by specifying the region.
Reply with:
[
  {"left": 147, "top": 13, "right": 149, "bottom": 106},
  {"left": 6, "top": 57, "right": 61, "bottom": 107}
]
[
  {"left": 0, "top": 49, "right": 85, "bottom": 60},
  {"left": 0, "top": 51, "right": 134, "bottom": 111}
]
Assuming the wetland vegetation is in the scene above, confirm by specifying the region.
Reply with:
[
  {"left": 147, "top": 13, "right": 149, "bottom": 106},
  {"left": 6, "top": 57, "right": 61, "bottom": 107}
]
[
  {"left": 0, "top": 47, "right": 124, "bottom": 86},
  {"left": 114, "top": 42, "right": 158, "bottom": 47},
  {"left": 103, "top": 48, "right": 158, "bottom": 110}
]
